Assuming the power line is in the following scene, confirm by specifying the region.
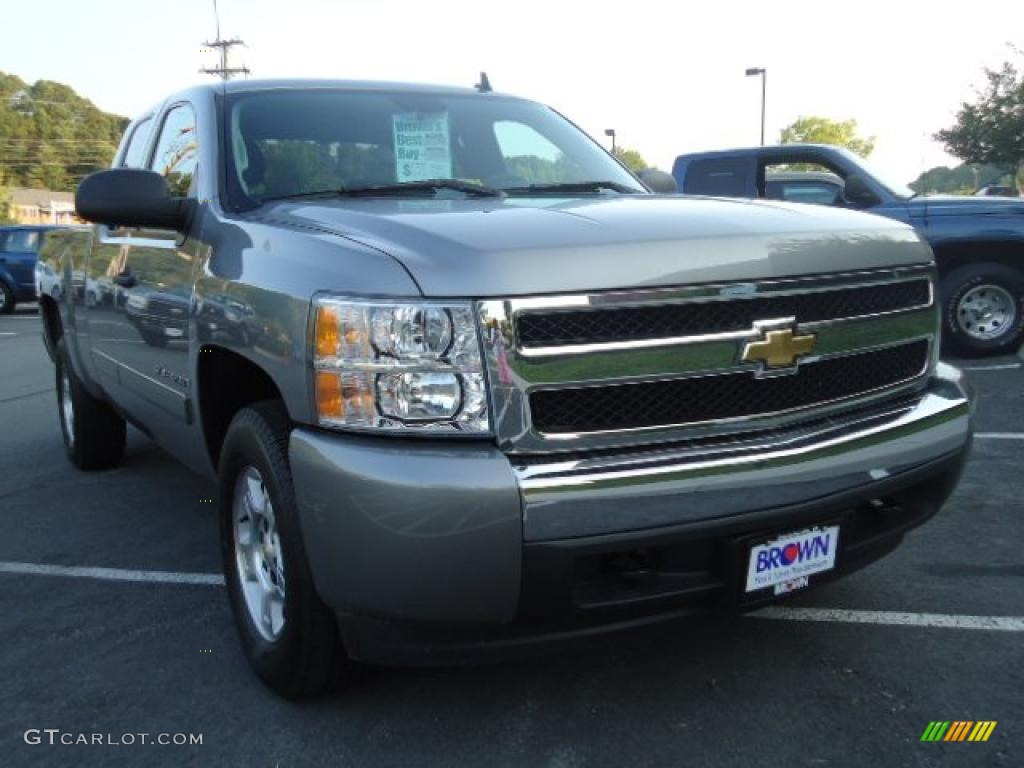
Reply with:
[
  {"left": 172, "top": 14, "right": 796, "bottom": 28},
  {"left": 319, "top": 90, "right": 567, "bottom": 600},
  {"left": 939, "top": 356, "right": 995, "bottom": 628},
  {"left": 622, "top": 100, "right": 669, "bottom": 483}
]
[{"left": 199, "top": 0, "right": 250, "bottom": 81}]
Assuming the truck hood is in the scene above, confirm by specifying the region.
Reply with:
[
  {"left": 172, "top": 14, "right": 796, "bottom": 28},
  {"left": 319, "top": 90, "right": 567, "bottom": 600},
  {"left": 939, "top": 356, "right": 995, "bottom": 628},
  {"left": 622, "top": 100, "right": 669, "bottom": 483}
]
[
  {"left": 912, "top": 195, "right": 1024, "bottom": 217},
  {"left": 255, "top": 195, "right": 931, "bottom": 297}
]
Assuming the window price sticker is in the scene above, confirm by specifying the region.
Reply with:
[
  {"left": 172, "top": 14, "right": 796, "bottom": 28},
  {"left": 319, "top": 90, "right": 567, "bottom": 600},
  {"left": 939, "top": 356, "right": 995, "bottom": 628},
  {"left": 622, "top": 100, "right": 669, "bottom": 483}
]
[{"left": 393, "top": 112, "right": 452, "bottom": 182}]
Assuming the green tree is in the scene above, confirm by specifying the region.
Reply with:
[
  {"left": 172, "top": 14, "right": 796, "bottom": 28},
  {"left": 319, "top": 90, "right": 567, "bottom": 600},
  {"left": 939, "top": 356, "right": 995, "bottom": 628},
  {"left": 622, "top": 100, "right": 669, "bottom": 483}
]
[
  {"left": 779, "top": 116, "right": 876, "bottom": 157},
  {"left": 612, "top": 146, "right": 649, "bottom": 171},
  {"left": 0, "top": 169, "right": 12, "bottom": 224},
  {"left": 0, "top": 71, "right": 127, "bottom": 193},
  {"left": 910, "top": 163, "right": 1012, "bottom": 195},
  {"left": 935, "top": 52, "right": 1024, "bottom": 182}
]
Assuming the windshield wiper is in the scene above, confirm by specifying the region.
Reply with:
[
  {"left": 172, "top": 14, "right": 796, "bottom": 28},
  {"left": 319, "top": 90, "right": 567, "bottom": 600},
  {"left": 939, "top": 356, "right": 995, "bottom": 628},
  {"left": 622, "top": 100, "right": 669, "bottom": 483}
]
[
  {"left": 261, "top": 179, "right": 504, "bottom": 203},
  {"left": 502, "top": 180, "right": 642, "bottom": 196}
]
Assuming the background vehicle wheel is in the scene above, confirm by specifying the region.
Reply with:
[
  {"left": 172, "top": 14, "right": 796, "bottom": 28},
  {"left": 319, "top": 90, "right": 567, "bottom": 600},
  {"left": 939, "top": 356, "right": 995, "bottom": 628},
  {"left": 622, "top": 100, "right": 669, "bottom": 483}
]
[
  {"left": 55, "top": 339, "right": 126, "bottom": 470},
  {"left": 139, "top": 328, "right": 169, "bottom": 348},
  {"left": 0, "top": 281, "right": 14, "bottom": 314},
  {"left": 218, "top": 401, "right": 354, "bottom": 699},
  {"left": 941, "top": 263, "right": 1024, "bottom": 357}
]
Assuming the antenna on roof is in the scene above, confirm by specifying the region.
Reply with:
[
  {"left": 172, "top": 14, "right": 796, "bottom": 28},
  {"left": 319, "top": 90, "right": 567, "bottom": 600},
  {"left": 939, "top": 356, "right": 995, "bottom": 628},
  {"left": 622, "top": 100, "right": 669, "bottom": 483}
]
[{"left": 475, "top": 72, "right": 492, "bottom": 93}]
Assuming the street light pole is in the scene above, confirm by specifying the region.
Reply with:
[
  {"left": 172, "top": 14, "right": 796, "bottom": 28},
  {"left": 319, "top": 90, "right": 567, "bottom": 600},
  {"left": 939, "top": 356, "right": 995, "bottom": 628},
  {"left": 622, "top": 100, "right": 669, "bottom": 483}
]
[
  {"left": 745, "top": 67, "right": 766, "bottom": 145},
  {"left": 604, "top": 128, "right": 617, "bottom": 154}
]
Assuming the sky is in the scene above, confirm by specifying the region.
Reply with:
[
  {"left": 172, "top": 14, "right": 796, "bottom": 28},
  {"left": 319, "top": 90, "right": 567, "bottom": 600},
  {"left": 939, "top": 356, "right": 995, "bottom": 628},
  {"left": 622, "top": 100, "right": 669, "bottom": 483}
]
[{"left": 3, "top": 0, "right": 1022, "bottom": 185}]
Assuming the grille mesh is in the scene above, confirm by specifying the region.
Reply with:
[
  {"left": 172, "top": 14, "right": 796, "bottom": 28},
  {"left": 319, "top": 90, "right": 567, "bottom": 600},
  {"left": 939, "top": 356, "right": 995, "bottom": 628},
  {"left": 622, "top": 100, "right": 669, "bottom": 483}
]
[
  {"left": 517, "top": 279, "right": 930, "bottom": 348},
  {"left": 529, "top": 340, "right": 930, "bottom": 435}
]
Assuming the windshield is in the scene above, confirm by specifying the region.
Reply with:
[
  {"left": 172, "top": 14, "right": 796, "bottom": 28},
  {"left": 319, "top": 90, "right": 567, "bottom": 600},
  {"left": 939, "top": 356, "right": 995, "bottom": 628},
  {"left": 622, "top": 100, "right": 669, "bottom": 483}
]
[
  {"left": 835, "top": 147, "right": 915, "bottom": 200},
  {"left": 223, "top": 89, "right": 646, "bottom": 207}
]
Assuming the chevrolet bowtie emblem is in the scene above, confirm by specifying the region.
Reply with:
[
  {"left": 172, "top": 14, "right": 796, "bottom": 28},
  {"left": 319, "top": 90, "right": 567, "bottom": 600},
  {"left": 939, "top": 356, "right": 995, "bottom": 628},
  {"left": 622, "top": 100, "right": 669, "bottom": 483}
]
[{"left": 742, "top": 326, "right": 817, "bottom": 369}]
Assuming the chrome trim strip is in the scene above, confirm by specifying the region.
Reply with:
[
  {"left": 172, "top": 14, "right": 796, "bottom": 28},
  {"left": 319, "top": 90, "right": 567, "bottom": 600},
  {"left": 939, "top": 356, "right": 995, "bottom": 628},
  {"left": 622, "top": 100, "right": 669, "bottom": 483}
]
[
  {"left": 92, "top": 348, "right": 187, "bottom": 400},
  {"left": 532, "top": 337, "right": 933, "bottom": 440},
  {"left": 515, "top": 310, "right": 937, "bottom": 389},
  {"left": 520, "top": 385, "right": 966, "bottom": 490},
  {"left": 518, "top": 281, "right": 934, "bottom": 359},
  {"left": 510, "top": 266, "right": 933, "bottom": 319},
  {"left": 513, "top": 396, "right": 921, "bottom": 481}
]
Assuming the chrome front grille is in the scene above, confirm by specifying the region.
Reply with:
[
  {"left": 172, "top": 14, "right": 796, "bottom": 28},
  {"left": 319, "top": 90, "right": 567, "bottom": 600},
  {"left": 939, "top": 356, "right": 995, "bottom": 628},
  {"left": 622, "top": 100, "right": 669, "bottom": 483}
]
[{"left": 477, "top": 266, "right": 937, "bottom": 454}]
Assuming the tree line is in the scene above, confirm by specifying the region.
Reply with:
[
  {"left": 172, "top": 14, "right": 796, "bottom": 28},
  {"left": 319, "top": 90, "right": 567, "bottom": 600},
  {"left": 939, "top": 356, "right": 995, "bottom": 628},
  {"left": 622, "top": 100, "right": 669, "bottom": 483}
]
[{"left": 0, "top": 71, "right": 127, "bottom": 217}]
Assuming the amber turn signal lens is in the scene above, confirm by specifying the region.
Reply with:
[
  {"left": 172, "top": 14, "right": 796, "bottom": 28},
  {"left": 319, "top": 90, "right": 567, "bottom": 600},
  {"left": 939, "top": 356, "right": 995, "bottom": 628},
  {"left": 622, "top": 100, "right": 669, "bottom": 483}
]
[
  {"left": 315, "top": 306, "right": 340, "bottom": 358},
  {"left": 315, "top": 371, "right": 344, "bottom": 420}
]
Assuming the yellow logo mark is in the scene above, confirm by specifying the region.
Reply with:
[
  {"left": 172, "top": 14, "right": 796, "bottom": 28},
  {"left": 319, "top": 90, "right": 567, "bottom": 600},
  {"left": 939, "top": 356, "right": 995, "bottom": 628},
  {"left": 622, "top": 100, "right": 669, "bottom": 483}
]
[{"left": 742, "top": 327, "right": 816, "bottom": 369}]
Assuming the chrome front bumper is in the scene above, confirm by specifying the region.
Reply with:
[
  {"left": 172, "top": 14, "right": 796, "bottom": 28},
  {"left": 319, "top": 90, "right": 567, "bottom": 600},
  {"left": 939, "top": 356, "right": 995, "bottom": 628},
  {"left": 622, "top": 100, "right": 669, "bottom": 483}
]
[{"left": 516, "top": 363, "right": 972, "bottom": 540}]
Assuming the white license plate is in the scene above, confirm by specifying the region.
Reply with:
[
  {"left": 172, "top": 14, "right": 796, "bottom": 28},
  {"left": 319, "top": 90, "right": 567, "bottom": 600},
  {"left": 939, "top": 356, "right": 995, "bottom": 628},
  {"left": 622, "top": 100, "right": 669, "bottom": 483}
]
[{"left": 744, "top": 525, "right": 840, "bottom": 593}]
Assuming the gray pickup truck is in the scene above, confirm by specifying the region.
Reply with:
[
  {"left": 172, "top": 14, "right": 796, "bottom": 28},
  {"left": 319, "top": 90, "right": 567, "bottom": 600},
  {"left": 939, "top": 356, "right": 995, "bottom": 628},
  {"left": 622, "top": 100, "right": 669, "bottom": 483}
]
[{"left": 38, "top": 79, "right": 973, "bottom": 699}]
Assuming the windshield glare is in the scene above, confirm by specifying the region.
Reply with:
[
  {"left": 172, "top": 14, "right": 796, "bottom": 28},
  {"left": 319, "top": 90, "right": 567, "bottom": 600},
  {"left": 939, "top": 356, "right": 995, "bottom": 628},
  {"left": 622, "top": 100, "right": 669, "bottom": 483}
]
[{"left": 224, "top": 90, "right": 646, "bottom": 206}]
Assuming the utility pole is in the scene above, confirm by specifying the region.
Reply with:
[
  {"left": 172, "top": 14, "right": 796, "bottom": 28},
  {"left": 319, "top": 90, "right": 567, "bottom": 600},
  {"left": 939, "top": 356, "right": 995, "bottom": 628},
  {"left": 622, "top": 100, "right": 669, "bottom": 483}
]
[{"left": 200, "top": 0, "right": 250, "bottom": 81}]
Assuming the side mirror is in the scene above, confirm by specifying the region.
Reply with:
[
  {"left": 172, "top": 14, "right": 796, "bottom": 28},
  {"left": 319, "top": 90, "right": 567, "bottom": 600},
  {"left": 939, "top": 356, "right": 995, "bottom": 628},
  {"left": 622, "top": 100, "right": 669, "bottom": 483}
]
[
  {"left": 75, "top": 168, "right": 194, "bottom": 230},
  {"left": 842, "top": 174, "right": 881, "bottom": 208},
  {"left": 636, "top": 168, "right": 679, "bottom": 194}
]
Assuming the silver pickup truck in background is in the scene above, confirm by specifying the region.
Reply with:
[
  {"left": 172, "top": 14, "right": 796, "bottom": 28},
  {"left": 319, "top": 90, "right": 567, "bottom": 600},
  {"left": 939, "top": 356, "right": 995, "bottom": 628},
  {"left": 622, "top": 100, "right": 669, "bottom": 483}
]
[{"left": 37, "top": 79, "right": 973, "bottom": 699}]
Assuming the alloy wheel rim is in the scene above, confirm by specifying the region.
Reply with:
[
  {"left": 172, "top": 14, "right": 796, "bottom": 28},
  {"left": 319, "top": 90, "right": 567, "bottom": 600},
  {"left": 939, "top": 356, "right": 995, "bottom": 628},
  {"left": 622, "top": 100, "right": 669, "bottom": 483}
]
[
  {"left": 956, "top": 283, "right": 1016, "bottom": 341},
  {"left": 233, "top": 466, "right": 286, "bottom": 641},
  {"left": 60, "top": 368, "right": 74, "bottom": 447}
]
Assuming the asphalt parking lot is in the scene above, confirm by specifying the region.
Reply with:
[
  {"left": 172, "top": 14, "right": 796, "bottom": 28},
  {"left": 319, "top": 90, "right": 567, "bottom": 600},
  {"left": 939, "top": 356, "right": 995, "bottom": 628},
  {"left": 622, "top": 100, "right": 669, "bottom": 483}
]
[{"left": 1, "top": 304, "right": 1021, "bottom": 768}]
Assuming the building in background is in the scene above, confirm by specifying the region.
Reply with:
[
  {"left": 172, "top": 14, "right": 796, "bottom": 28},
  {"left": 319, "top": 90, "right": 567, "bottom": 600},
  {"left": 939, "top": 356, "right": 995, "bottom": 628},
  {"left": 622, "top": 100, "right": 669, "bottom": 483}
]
[{"left": 9, "top": 188, "right": 80, "bottom": 225}]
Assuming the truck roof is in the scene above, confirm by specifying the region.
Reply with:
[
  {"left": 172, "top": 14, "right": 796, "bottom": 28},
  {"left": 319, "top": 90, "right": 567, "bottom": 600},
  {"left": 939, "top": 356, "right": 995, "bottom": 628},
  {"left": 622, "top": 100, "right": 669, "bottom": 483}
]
[
  {"left": 216, "top": 78, "right": 493, "bottom": 96},
  {"left": 675, "top": 144, "right": 846, "bottom": 161},
  {"left": 132, "top": 78, "right": 523, "bottom": 123}
]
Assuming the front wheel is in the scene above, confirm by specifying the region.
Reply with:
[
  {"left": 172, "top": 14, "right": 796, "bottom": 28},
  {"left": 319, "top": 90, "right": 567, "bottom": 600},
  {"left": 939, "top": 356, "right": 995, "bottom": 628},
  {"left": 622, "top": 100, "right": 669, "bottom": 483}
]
[
  {"left": 218, "top": 401, "right": 354, "bottom": 699},
  {"left": 941, "top": 263, "right": 1024, "bottom": 356}
]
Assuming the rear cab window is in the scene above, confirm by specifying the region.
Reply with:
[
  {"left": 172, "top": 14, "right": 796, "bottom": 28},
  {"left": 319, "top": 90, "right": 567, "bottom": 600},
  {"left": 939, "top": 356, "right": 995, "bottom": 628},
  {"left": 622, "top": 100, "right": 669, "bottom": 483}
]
[
  {"left": 149, "top": 104, "right": 199, "bottom": 197},
  {"left": 120, "top": 118, "right": 153, "bottom": 168},
  {"left": 0, "top": 230, "right": 41, "bottom": 253},
  {"left": 682, "top": 157, "right": 752, "bottom": 197}
]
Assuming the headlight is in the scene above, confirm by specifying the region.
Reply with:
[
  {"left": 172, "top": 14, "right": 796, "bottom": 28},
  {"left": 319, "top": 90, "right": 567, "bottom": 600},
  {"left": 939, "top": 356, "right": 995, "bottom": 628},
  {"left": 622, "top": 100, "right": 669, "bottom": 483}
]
[{"left": 312, "top": 297, "right": 489, "bottom": 433}]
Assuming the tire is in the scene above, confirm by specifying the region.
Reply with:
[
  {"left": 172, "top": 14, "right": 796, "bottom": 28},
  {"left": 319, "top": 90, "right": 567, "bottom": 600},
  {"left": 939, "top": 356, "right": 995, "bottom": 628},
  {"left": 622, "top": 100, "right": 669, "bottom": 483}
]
[
  {"left": 218, "top": 401, "right": 354, "bottom": 699},
  {"left": 140, "top": 328, "right": 169, "bottom": 348},
  {"left": 0, "top": 281, "right": 14, "bottom": 314},
  {"left": 55, "top": 339, "right": 126, "bottom": 470},
  {"left": 941, "top": 263, "right": 1024, "bottom": 357}
]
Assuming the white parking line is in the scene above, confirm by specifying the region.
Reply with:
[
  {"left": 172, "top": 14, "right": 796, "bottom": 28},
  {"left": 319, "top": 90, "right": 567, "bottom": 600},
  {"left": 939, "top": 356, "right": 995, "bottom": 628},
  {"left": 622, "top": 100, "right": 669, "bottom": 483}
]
[
  {"left": 752, "top": 606, "right": 1024, "bottom": 632},
  {"left": 961, "top": 363, "right": 1021, "bottom": 371},
  {"left": 975, "top": 433, "right": 1024, "bottom": 440},
  {"left": 0, "top": 332, "right": 16, "bottom": 336},
  {"left": 0, "top": 561, "right": 224, "bottom": 586},
  {"left": 2, "top": 560, "right": 1022, "bottom": 633}
]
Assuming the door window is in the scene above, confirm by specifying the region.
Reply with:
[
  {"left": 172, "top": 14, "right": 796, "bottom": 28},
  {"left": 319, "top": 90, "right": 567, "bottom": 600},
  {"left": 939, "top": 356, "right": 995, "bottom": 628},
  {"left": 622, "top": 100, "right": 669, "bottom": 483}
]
[{"left": 150, "top": 105, "right": 198, "bottom": 197}]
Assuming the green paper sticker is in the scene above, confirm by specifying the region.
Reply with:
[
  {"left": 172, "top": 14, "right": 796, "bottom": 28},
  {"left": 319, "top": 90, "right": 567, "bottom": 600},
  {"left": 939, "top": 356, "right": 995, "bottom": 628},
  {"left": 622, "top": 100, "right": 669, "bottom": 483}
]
[{"left": 393, "top": 112, "right": 452, "bottom": 182}]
